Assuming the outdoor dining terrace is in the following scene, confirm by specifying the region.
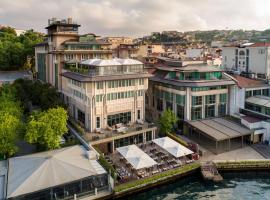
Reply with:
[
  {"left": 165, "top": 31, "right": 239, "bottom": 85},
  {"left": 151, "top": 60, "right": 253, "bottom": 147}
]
[{"left": 104, "top": 137, "right": 196, "bottom": 183}]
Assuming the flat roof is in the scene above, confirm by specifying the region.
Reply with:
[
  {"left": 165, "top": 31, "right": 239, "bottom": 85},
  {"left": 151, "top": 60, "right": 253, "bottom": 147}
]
[
  {"left": 231, "top": 75, "right": 269, "bottom": 88},
  {"left": 187, "top": 118, "right": 253, "bottom": 141},
  {"left": 246, "top": 95, "right": 270, "bottom": 108}
]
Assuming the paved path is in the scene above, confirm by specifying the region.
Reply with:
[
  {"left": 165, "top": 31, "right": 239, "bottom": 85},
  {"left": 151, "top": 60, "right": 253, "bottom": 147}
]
[
  {"left": 200, "top": 146, "right": 264, "bottom": 161},
  {"left": 252, "top": 143, "right": 270, "bottom": 159}
]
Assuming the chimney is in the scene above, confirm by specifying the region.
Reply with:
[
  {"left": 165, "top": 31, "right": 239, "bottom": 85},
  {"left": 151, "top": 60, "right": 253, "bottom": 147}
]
[{"left": 67, "top": 18, "right": 72, "bottom": 24}]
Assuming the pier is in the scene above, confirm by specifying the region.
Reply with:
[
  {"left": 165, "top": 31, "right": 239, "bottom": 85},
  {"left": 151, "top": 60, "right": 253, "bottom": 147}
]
[{"left": 200, "top": 161, "right": 223, "bottom": 182}]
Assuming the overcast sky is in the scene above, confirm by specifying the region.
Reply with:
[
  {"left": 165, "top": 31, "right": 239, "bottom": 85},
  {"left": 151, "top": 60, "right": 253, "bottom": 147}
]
[{"left": 0, "top": 0, "right": 270, "bottom": 37}]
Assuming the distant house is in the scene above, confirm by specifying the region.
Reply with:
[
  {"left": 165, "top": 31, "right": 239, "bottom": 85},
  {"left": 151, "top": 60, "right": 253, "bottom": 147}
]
[{"left": 0, "top": 71, "right": 32, "bottom": 86}]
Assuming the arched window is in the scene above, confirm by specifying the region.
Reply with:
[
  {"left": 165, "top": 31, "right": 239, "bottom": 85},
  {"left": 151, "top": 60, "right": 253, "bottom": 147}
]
[{"left": 239, "top": 50, "right": 245, "bottom": 56}]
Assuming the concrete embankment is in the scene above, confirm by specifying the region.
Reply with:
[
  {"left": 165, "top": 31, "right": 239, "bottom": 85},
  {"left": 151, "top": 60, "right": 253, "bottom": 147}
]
[
  {"left": 113, "top": 162, "right": 200, "bottom": 199},
  {"left": 214, "top": 159, "right": 270, "bottom": 171}
]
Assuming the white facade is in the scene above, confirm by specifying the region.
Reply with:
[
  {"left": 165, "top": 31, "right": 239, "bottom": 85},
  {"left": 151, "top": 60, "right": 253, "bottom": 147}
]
[{"left": 222, "top": 44, "right": 270, "bottom": 78}]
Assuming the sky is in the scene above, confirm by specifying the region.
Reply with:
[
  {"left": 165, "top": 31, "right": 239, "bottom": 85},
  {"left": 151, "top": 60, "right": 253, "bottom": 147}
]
[{"left": 1, "top": 0, "right": 270, "bottom": 37}]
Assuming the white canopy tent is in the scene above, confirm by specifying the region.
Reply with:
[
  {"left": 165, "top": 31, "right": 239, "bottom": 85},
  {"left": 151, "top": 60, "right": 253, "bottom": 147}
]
[
  {"left": 116, "top": 145, "right": 157, "bottom": 170},
  {"left": 153, "top": 137, "right": 193, "bottom": 158}
]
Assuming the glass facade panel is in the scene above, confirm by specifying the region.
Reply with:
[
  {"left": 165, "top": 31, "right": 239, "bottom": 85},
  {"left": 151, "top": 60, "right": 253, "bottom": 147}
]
[
  {"left": 205, "top": 105, "right": 215, "bottom": 118},
  {"left": 192, "top": 96, "right": 202, "bottom": 106},
  {"left": 107, "top": 112, "right": 131, "bottom": 126},
  {"left": 191, "top": 107, "right": 202, "bottom": 120}
]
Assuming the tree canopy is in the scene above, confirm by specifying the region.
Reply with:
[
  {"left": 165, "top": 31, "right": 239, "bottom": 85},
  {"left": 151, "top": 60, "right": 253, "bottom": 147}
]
[
  {"left": 158, "top": 109, "right": 178, "bottom": 135},
  {"left": 0, "top": 28, "right": 44, "bottom": 70},
  {"left": 0, "top": 85, "right": 22, "bottom": 157},
  {"left": 25, "top": 107, "right": 68, "bottom": 150}
]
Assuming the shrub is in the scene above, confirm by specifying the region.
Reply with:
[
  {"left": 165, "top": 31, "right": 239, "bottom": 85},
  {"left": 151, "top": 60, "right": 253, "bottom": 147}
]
[
  {"left": 166, "top": 132, "right": 188, "bottom": 147},
  {"left": 114, "top": 162, "right": 200, "bottom": 193},
  {"left": 69, "top": 118, "right": 85, "bottom": 135}
]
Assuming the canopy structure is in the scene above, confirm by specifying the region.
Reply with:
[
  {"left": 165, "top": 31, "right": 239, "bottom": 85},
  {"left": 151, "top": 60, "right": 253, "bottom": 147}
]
[
  {"left": 7, "top": 145, "right": 106, "bottom": 198},
  {"left": 153, "top": 137, "right": 193, "bottom": 158},
  {"left": 116, "top": 145, "right": 157, "bottom": 169}
]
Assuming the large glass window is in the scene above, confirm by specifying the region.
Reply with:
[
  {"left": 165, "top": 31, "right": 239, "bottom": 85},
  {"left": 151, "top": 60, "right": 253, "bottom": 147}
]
[
  {"left": 78, "top": 109, "right": 85, "bottom": 125},
  {"left": 107, "top": 112, "right": 131, "bottom": 126},
  {"left": 96, "top": 82, "right": 103, "bottom": 90},
  {"left": 253, "top": 90, "right": 262, "bottom": 96},
  {"left": 245, "top": 90, "right": 252, "bottom": 98},
  {"left": 192, "top": 96, "right": 202, "bottom": 106},
  {"left": 191, "top": 107, "right": 202, "bottom": 120},
  {"left": 219, "top": 104, "right": 227, "bottom": 116},
  {"left": 166, "top": 101, "right": 173, "bottom": 110},
  {"left": 157, "top": 98, "right": 163, "bottom": 111},
  {"left": 205, "top": 95, "right": 216, "bottom": 104},
  {"left": 96, "top": 117, "right": 100, "bottom": 128},
  {"left": 177, "top": 104, "right": 184, "bottom": 119},
  {"left": 146, "top": 131, "right": 152, "bottom": 141},
  {"left": 263, "top": 89, "right": 270, "bottom": 96},
  {"left": 220, "top": 94, "right": 227, "bottom": 103},
  {"left": 176, "top": 94, "right": 185, "bottom": 105},
  {"left": 205, "top": 105, "right": 215, "bottom": 118}
]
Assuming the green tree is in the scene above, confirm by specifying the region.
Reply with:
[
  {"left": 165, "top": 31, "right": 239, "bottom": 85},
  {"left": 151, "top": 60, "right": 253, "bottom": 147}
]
[
  {"left": 158, "top": 109, "right": 178, "bottom": 135},
  {"left": 0, "top": 85, "right": 23, "bottom": 158},
  {"left": 25, "top": 107, "right": 68, "bottom": 150}
]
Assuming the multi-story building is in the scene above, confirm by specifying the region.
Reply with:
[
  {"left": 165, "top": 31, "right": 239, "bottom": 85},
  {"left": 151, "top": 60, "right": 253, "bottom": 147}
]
[
  {"left": 146, "top": 65, "right": 235, "bottom": 127},
  {"left": 222, "top": 42, "right": 270, "bottom": 79},
  {"left": 101, "top": 36, "right": 133, "bottom": 49},
  {"left": 35, "top": 18, "right": 112, "bottom": 91},
  {"left": 61, "top": 58, "right": 156, "bottom": 152},
  {"left": 115, "top": 43, "right": 139, "bottom": 59},
  {"left": 137, "top": 44, "right": 165, "bottom": 58}
]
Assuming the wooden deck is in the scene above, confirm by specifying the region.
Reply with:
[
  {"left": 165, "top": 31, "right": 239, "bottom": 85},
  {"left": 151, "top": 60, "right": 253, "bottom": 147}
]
[{"left": 200, "top": 161, "right": 223, "bottom": 182}]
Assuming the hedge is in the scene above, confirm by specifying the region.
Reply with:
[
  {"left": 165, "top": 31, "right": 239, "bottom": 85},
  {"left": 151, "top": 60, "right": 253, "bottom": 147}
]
[
  {"left": 94, "top": 147, "right": 117, "bottom": 180},
  {"left": 68, "top": 118, "right": 85, "bottom": 135},
  {"left": 166, "top": 132, "right": 188, "bottom": 147},
  {"left": 215, "top": 160, "right": 270, "bottom": 169},
  {"left": 114, "top": 162, "right": 200, "bottom": 194}
]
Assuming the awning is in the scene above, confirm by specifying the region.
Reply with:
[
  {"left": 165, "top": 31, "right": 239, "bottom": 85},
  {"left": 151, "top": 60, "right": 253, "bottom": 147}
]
[
  {"left": 116, "top": 145, "right": 156, "bottom": 169},
  {"left": 246, "top": 96, "right": 270, "bottom": 108},
  {"left": 187, "top": 118, "right": 253, "bottom": 141},
  {"left": 153, "top": 137, "right": 193, "bottom": 158}
]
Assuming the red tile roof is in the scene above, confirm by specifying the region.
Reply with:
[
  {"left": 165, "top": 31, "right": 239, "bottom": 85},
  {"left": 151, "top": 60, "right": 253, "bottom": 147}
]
[
  {"left": 249, "top": 42, "right": 270, "bottom": 47},
  {"left": 231, "top": 75, "right": 267, "bottom": 88}
]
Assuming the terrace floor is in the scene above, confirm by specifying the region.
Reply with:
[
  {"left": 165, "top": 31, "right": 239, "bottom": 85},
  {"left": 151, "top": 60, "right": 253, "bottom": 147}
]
[
  {"left": 83, "top": 122, "right": 156, "bottom": 143},
  {"left": 106, "top": 141, "right": 194, "bottom": 184}
]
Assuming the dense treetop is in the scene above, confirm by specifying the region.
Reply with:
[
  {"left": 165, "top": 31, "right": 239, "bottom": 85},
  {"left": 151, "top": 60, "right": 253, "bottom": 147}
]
[{"left": 0, "top": 27, "right": 44, "bottom": 70}]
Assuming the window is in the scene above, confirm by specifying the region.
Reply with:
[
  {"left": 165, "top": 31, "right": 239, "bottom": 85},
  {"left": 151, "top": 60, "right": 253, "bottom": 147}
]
[
  {"left": 146, "top": 131, "right": 152, "bottom": 141},
  {"left": 97, "top": 82, "right": 103, "bottom": 90},
  {"left": 220, "top": 94, "right": 227, "bottom": 103},
  {"left": 245, "top": 91, "right": 252, "bottom": 98},
  {"left": 192, "top": 96, "right": 202, "bottom": 106},
  {"left": 177, "top": 105, "right": 184, "bottom": 119},
  {"left": 176, "top": 95, "right": 185, "bottom": 105},
  {"left": 137, "top": 110, "right": 141, "bottom": 120},
  {"left": 191, "top": 107, "right": 202, "bottom": 120},
  {"left": 253, "top": 90, "right": 261, "bottom": 96},
  {"left": 265, "top": 108, "right": 270, "bottom": 115},
  {"left": 157, "top": 98, "right": 163, "bottom": 111},
  {"left": 77, "top": 109, "right": 85, "bottom": 125},
  {"left": 205, "top": 105, "right": 215, "bottom": 118},
  {"left": 166, "top": 101, "right": 173, "bottom": 110},
  {"left": 219, "top": 104, "right": 227, "bottom": 116},
  {"left": 107, "top": 112, "right": 131, "bottom": 127},
  {"left": 139, "top": 78, "right": 144, "bottom": 85},
  {"left": 263, "top": 89, "right": 270, "bottom": 96},
  {"left": 96, "top": 94, "right": 103, "bottom": 102},
  {"left": 168, "top": 72, "right": 176, "bottom": 79},
  {"left": 96, "top": 117, "right": 100, "bottom": 128},
  {"left": 258, "top": 49, "right": 265, "bottom": 54},
  {"left": 205, "top": 95, "right": 216, "bottom": 104}
]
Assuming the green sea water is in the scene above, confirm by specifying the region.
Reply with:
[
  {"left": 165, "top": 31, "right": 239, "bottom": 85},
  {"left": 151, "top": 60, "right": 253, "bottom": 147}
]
[{"left": 128, "top": 171, "right": 270, "bottom": 200}]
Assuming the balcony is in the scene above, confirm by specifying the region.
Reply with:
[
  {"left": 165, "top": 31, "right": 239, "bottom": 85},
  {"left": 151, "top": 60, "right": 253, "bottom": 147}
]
[{"left": 83, "top": 122, "right": 157, "bottom": 145}]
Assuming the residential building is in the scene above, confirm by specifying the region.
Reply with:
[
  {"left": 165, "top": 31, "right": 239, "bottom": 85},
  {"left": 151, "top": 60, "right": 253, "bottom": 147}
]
[
  {"left": 101, "top": 36, "right": 133, "bottom": 49},
  {"left": 185, "top": 48, "right": 203, "bottom": 58},
  {"left": 1, "top": 145, "right": 112, "bottom": 200},
  {"left": 222, "top": 42, "right": 270, "bottom": 79},
  {"left": 61, "top": 58, "right": 156, "bottom": 153},
  {"left": 228, "top": 75, "right": 270, "bottom": 143},
  {"left": 137, "top": 44, "right": 165, "bottom": 58},
  {"left": 115, "top": 43, "right": 139, "bottom": 59},
  {"left": 34, "top": 18, "right": 112, "bottom": 91}
]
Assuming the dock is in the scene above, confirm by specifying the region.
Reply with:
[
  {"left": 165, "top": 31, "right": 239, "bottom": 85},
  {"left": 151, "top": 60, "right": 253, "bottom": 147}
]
[{"left": 200, "top": 161, "right": 223, "bottom": 182}]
